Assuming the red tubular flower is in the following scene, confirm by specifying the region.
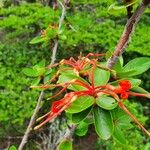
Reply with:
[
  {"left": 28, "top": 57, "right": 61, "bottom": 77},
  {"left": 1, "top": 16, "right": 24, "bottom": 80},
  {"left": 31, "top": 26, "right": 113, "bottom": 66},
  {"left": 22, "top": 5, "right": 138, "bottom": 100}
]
[
  {"left": 113, "top": 80, "right": 131, "bottom": 99},
  {"left": 119, "top": 80, "right": 131, "bottom": 91},
  {"left": 120, "top": 91, "right": 129, "bottom": 99},
  {"left": 34, "top": 92, "right": 78, "bottom": 130}
]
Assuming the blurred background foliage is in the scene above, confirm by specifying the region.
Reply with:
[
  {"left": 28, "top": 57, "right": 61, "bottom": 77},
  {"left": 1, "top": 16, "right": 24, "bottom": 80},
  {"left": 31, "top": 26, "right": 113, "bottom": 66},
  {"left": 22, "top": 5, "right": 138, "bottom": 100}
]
[{"left": 0, "top": 0, "right": 150, "bottom": 149}]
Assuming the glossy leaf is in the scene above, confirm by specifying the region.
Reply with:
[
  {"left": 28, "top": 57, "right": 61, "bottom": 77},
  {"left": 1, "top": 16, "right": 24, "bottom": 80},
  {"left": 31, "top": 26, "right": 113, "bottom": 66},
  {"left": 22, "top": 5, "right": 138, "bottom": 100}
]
[
  {"left": 94, "top": 68, "right": 110, "bottom": 86},
  {"left": 66, "top": 96, "right": 95, "bottom": 114},
  {"left": 117, "top": 70, "right": 137, "bottom": 78},
  {"left": 58, "top": 140, "right": 72, "bottom": 150},
  {"left": 72, "top": 107, "right": 92, "bottom": 123},
  {"left": 93, "top": 107, "right": 113, "bottom": 140},
  {"left": 96, "top": 95, "right": 117, "bottom": 110},
  {"left": 75, "top": 121, "right": 89, "bottom": 136},
  {"left": 122, "top": 57, "right": 150, "bottom": 76}
]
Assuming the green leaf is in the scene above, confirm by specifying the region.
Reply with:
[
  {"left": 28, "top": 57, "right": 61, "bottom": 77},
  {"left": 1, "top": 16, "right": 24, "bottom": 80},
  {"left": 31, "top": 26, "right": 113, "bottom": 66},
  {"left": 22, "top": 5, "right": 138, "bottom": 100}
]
[
  {"left": 75, "top": 121, "right": 89, "bottom": 136},
  {"left": 93, "top": 107, "right": 113, "bottom": 140},
  {"left": 96, "top": 95, "right": 117, "bottom": 110},
  {"left": 122, "top": 57, "right": 150, "bottom": 76},
  {"left": 22, "top": 68, "right": 40, "bottom": 77},
  {"left": 113, "top": 57, "right": 123, "bottom": 72},
  {"left": 30, "top": 36, "right": 46, "bottom": 44},
  {"left": 9, "top": 146, "right": 17, "bottom": 150},
  {"left": 57, "top": 73, "right": 88, "bottom": 91},
  {"left": 108, "top": 0, "right": 138, "bottom": 13},
  {"left": 111, "top": 107, "right": 132, "bottom": 129},
  {"left": 72, "top": 107, "right": 92, "bottom": 123},
  {"left": 58, "top": 140, "right": 72, "bottom": 150},
  {"left": 113, "top": 126, "right": 127, "bottom": 145},
  {"left": 45, "top": 68, "right": 52, "bottom": 75},
  {"left": 31, "top": 77, "right": 41, "bottom": 86},
  {"left": 94, "top": 68, "right": 110, "bottom": 86},
  {"left": 131, "top": 86, "right": 149, "bottom": 94},
  {"left": 35, "top": 59, "right": 45, "bottom": 68},
  {"left": 117, "top": 70, "right": 137, "bottom": 78},
  {"left": 66, "top": 96, "right": 95, "bottom": 114}
]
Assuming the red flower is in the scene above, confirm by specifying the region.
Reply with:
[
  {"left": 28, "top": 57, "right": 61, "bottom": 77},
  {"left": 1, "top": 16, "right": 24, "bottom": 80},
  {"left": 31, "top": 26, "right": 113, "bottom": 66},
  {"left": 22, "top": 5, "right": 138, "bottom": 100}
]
[
  {"left": 120, "top": 91, "right": 129, "bottom": 99},
  {"left": 113, "top": 80, "right": 131, "bottom": 99},
  {"left": 119, "top": 80, "right": 131, "bottom": 91}
]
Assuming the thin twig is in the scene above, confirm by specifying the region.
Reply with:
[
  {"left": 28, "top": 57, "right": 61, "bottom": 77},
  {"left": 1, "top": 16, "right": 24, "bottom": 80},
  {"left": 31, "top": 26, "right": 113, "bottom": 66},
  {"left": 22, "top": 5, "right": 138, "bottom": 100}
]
[
  {"left": 50, "top": 0, "right": 66, "bottom": 65},
  {"left": 18, "top": 91, "right": 44, "bottom": 150},
  {"left": 18, "top": 1, "right": 66, "bottom": 149},
  {"left": 107, "top": 0, "right": 150, "bottom": 69}
]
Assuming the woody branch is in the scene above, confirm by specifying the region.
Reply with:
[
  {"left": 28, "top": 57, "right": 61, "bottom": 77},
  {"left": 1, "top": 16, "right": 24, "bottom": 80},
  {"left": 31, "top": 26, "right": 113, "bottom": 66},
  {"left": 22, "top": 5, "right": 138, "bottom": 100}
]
[
  {"left": 107, "top": 0, "right": 150, "bottom": 69},
  {"left": 18, "top": 1, "right": 66, "bottom": 150}
]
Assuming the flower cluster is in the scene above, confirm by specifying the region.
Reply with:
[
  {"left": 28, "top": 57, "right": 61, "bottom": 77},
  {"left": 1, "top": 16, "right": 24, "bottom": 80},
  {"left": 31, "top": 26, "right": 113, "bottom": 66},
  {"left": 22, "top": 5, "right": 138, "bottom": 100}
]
[{"left": 32, "top": 53, "right": 150, "bottom": 137}]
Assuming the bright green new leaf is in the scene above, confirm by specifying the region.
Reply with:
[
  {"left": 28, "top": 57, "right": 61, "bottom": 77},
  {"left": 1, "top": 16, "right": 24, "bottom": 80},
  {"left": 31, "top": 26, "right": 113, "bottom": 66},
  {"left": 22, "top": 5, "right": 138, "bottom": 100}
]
[
  {"left": 94, "top": 68, "right": 110, "bottom": 86},
  {"left": 22, "top": 68, "right": 40, "bottom": 77},
  {"left": 93, "top": 107, "right": 113, "bottom": 140},
  {"left": 75, "top": 121, "right": 89, "bottom": 136},
  {"left": 8, "top": 146, "right": 17, "bottom": 150},
  {"left": 58, "top": 140, "right": 72, "bottom": 150},
  {"left": 30, "top": 36, "right": 46, "bottom": 44},
  {"left": 72, "top": 107, "right": 92, "bottom": 123},
  {"left": 66, "top": 96, "right": 95, "bottom": 114},
  {"left": 96, "top": 95, "right": 117, "bottom": 110}
]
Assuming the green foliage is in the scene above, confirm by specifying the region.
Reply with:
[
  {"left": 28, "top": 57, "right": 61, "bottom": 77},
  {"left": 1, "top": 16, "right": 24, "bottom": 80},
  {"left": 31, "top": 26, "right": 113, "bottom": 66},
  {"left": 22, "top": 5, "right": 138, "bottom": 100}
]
[
  {"left": 58, "top": 140, "right": 72, "bottom": 150},
  {"left": 8, "top": 145, "right": 17, "bottom": 150},
  {"left": 0, "top": 3, "right": 57, "bottom": 136},
  {"left": 96, "top": 95, "right": 117, "bottom": 110},
  {"left": 66, "top": 96, "right": 95, "bottom": 114},
  {"left": 93, "top": 106, "right": 113, "bottom": 140},
  {"left": 1, "top": 0, "right": 150, "bottom": 149}
]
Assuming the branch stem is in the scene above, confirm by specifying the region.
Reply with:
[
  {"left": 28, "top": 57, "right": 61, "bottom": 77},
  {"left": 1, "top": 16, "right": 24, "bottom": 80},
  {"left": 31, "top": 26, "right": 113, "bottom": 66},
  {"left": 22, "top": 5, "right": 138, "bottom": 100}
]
[
  {"left": 107, "top": 0, "right": 150, "bottom": 69},
  {"left": 18, "top": 1, "right": 66, "bottom": 149}
]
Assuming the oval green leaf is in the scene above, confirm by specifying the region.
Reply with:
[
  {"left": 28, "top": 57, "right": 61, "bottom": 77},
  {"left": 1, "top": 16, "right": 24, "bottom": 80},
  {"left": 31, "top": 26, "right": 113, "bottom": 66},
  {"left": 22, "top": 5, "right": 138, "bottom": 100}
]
[
  {"left": 8, "top": 146, "right": 17, "bottom": 150},
  {"left": 94, "top": 68, "right": 110, "bottom": 86},
  {"left": 22, "top": 68, "right": 40, "bottom": 77},
  {"left": 75, "top": 121, "right": 89, "bottom": 136},
  {"left": 93, "top": 107, "right": 114, "bottom": 140},
  {"left": 122, "top": 57, "right": 150, "bottom": 76},
  {"left": 96, "top": 95, "right": 117, "bottom": 110},
  {"left": 30, "top": 36, "right": 46, "bottom": 44},
  {"left": 66, "top": 96, "right": 95, "bottom": 114},
  {"left": 58, "top": 140, "right": 72, "bottom": 150}
]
